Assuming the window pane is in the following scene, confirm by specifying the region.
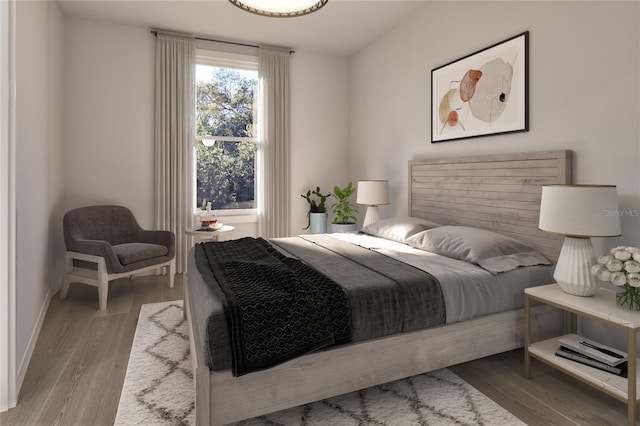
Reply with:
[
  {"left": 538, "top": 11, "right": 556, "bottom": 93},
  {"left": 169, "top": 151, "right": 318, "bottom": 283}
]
[
  {"left": 195, "top": 64, "right": 258, "bottom": 211},
  {"left": 196, "top": 66, "right": 258, "bottom": 138},
  {"left": 196, "top": 140, "right": 256, "bottom": 210}
]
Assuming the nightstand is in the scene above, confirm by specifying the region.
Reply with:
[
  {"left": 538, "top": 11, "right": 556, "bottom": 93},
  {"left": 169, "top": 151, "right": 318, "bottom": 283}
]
[{"left": 524, "top": 284, "right": 639, "bottom": 426}]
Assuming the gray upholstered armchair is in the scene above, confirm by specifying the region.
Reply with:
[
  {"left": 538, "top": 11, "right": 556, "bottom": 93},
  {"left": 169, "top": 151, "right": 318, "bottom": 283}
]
[{"left": 62, "top": 205, "right": 175, "bottom": 310}]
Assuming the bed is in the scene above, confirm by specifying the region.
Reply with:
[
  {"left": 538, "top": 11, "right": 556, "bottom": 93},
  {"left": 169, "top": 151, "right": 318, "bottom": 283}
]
[{"left": 185, "top": 149, "right": 571, "bottom": 425}]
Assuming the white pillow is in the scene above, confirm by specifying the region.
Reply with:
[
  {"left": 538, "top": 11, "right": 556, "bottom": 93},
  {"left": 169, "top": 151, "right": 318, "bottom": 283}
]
[
  {"left": 360, "top": 217, "right": 441, "bottom": 243},
  {"left": 406, "top": 226, "right": 551, "bottom": 274}
]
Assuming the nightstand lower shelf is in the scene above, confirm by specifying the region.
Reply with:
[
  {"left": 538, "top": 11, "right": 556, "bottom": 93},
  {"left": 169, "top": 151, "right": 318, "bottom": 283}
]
[
  {"left": 529, "top": 336, "right": 640, "bottom": 403},
  {"left": 525, "top": 284, "right": 640, "bottom": 426}
]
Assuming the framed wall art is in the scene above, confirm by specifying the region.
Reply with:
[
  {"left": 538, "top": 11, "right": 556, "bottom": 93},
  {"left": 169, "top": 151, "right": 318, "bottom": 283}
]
[{"left": 431, "top": 31, "right": 529, "bottom": 143}]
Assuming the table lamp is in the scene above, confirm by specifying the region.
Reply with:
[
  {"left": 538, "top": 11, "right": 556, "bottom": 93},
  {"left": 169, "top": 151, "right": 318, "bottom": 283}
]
[
  {"left": 357, "top": 180, "right": 389, "bottom": 227},
  {"left": 539, "top": 185, "right": 621, "bottom": 296}
]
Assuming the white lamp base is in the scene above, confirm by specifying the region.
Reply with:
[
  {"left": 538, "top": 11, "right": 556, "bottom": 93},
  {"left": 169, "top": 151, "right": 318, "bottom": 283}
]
[
  {"left": 362, "top": 206, "right": 380, "bottom": 228},
  {"left": 554, "top": 236, "right": 600, "bottom": 297}
]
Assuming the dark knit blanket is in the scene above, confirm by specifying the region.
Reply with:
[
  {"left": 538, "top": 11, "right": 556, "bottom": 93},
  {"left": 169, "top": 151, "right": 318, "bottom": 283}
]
[{"left": 195, "top": 237, "right": 351, "bottom": 376}]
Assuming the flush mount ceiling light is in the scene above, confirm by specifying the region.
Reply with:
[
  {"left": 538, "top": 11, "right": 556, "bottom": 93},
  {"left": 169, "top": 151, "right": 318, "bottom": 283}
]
[{"left": 228, "top": 0, "right": 328, "bottom": 17}]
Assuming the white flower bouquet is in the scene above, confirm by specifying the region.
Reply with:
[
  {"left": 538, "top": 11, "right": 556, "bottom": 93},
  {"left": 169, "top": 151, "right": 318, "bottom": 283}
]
[{"left": 591, "top": 246, "right": 640, "bottom": 311}]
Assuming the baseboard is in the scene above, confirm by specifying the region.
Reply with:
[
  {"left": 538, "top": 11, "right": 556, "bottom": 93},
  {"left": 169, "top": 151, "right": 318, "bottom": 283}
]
[{"left": 16, "top": 287, "right": 51, "bottom": 393}]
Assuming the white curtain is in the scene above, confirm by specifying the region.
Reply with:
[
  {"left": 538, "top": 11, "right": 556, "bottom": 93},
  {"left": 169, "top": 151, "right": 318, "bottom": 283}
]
[
  {"left": 154, "top": 33, "right": 195, "bottom": 273},
  {"left": 258, "top": 47, "right": 291, "bottom": 238}
]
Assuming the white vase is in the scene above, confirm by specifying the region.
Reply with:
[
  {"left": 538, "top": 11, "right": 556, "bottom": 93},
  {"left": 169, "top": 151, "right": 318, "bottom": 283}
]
[{"left": 309, "top": 212, "right": 327, "bottom": 234}]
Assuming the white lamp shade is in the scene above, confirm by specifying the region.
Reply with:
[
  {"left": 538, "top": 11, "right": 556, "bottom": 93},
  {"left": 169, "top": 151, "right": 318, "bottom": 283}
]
[
  {"left": 539, "top": 185, "right": 621, "bottom": 237},
  {"left": 356, "top": 180, "right": 389, "bottom": 206}
]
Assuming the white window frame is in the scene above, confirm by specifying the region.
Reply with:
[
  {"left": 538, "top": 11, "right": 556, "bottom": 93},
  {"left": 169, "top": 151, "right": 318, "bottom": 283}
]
[{"left": 195, "top": 49, "right": 259, "bottom": 221}]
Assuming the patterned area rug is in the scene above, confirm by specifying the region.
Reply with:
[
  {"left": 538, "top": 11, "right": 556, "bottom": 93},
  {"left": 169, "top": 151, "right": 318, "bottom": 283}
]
[{"left": 115, "top": 301, "right": 525, "bottom": 426}]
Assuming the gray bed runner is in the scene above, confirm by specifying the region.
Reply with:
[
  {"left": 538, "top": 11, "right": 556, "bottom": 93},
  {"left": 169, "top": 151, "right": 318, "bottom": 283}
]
[{"left": 271, "top": 234, "right": 445, "bottom": 341}]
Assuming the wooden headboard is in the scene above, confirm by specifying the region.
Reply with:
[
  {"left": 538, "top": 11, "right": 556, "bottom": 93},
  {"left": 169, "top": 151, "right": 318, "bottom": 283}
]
[{"left": 409, "top": 150, "right": 571, "bottom": 262}]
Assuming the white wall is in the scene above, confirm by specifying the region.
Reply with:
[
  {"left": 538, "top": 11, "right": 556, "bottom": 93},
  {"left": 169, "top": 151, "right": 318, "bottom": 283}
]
[
  {"left": 0, "top": 0, "right": 15, "bottom": 412},
  {"left": 64, "top": 20, "right": 350, "bottom": 238},
  {"left": 348, "top": 1, "right": 640, "bottom": 348},
  {"left": 14, "top": 0, "right": 65, "bottom": 394},
  {"left": 290, "top": 51, "right": 349, "bottom": 235},
  {"left": 349, "top": 1, "right": 639, "bottom": 247},
  {"left": 48, "top": 0, "right": 65, "bottom": 295},
  {"left": 64, "top": 19, "right": 155, "bottom": 227}
]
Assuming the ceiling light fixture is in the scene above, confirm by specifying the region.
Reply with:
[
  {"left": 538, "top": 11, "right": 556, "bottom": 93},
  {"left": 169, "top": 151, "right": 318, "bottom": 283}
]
[{"left": 228, "top": 0, "right": 328, "bottom": 17}]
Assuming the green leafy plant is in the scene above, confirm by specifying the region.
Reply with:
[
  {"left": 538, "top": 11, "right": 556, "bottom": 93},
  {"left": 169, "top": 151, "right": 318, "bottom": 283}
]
[
  {"left": 331, "top": 182, "right": 358, "bottom": 224},
  {"left": 301, "top": 187, "right": 331, "bottom": 213}
]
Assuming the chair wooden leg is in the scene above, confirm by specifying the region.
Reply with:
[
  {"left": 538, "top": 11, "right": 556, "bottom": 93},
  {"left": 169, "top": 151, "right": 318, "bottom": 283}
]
[
  {"left": 168, "top": 259, "right": 175, "bottom": 288},
  {"left": 61, "top": 276, "right": 70, "bottom": 299},
  {"left": 97, "top": 261, "right": 109, "bottom": 311},
  {"left": 61, "top": 254, "right": 73, "bottom": 299}
]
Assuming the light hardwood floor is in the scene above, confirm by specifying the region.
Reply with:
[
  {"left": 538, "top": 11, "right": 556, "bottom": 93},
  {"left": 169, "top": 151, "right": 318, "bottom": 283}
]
[{"left": 1, "top": 274, "right": 633, "bottom": 425}]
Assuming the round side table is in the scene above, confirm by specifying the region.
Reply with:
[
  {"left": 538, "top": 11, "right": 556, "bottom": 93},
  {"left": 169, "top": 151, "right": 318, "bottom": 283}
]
[
  {"left": 184, "top": 225, "right": 236, "bottom": 274},
  {"left": 185, "top": 225, "right": 235, "bottom": 244}
]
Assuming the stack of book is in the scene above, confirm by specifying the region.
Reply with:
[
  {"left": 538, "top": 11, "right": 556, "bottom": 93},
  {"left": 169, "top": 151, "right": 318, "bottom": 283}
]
[{"left": 555, "top": 334, "right": 628, "bottom": 378}]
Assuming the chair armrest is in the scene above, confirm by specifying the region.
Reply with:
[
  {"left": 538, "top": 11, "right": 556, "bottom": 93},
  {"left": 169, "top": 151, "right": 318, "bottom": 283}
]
[
  {"left": 133, "top": 230, "right": 176, "bottom": 260},
  {"left": 68, "top": 239, "right": 122, "bottom": 273}
]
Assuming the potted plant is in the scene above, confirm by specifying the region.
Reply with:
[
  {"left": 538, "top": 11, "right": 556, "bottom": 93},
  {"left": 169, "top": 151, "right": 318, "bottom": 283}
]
[
  {"left": 330, "top": 182, "right": 358, "bottom": 233},
  {"left": 301, "top": 186, "right": 331, "bottom": 233}
]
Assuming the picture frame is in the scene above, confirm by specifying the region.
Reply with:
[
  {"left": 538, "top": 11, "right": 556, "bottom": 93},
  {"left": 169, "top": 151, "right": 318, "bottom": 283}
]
[{"left": 431, "top": 31, "right": 529, "bottom": 143}]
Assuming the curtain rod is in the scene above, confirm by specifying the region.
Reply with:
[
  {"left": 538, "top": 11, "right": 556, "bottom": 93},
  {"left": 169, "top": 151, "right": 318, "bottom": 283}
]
[{"left": 150, "top": 30, "right": 295, "bottom": 54}]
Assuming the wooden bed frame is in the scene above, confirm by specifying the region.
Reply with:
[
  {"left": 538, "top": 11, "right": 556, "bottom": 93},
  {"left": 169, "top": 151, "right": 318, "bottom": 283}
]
[{"left": 185, "top": 149, "right": 571, "bottom": 425}]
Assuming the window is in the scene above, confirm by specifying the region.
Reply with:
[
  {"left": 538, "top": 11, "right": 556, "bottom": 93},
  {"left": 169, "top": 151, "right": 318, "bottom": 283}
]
[{"left": 195, "top": 51, "right": 259, "bottom": 213}]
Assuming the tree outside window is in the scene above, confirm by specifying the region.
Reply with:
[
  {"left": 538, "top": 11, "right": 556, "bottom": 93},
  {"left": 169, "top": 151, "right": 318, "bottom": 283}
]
[{"left": 196, "top": 65, "right": 258, "bottom": 210}]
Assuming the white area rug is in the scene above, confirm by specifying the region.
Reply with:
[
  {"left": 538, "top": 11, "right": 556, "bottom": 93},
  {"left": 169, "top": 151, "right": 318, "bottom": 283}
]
[{"left": 116, "top": 301, "right": 525, "bottom": 426}]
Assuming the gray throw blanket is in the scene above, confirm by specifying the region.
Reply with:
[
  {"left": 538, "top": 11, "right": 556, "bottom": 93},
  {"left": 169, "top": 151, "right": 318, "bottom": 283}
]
[
  {"left": 195, "top": 237, "right": 351, "bottom": 376},
  {"left": 271, "top": 234, "right": 446, "bottom": 341}
]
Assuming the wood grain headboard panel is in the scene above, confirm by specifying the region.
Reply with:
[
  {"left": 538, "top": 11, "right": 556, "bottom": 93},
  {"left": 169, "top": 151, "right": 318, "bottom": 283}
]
[{"left": 409, "top": 150, "right": 571, "bottom": 262}]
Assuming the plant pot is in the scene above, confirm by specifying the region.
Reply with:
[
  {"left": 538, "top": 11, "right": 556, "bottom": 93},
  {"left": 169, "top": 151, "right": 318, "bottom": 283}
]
[
  {"left": 330, "top": 222, "right": 357, "bottom": 233},
  {"left": 309, "top": 212, "right": 327, "bottom": 234}
]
